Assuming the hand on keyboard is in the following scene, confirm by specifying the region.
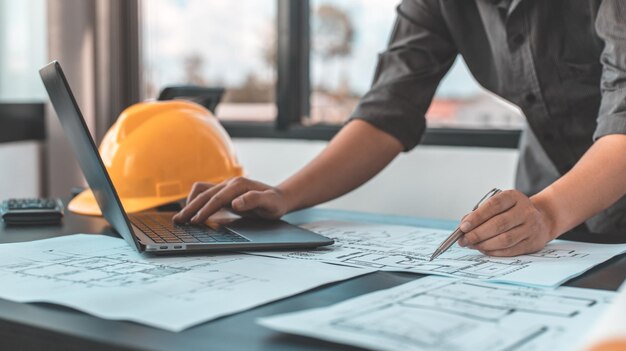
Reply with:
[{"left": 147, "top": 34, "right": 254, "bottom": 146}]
[{"left": 173, "top": 178, "right": 290, "bottom": 225}]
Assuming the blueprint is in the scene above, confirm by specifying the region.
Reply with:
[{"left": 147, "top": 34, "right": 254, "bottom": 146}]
[
  {"left": 0, "top": 234, "right": 372, "bottom": 331},
  {"left": 251, "top": 221, "right": 626, "bottom": 287},
  {"left": 259, "top": 276, "right": 616, "bottom": 351}
]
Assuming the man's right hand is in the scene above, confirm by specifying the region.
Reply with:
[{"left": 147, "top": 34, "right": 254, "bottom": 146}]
[{"left": 172, "top": 177, "right": 291, "bottom": 224}]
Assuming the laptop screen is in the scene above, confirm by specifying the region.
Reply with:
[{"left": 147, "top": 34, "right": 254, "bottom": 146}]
[{"left": 39, "top": 61, "right": 141, "bottom": 251}]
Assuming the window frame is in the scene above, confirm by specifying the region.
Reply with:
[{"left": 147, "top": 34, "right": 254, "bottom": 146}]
[{"left": 221, "top": 122, "right": 521, "bottom": 148}]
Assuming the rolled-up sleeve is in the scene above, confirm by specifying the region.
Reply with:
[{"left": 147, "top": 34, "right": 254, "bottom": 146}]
[
  {"left": 593, "top": 0, "right": 626, "bottom": 140},
  {"left": 348, "top": 0, "right": 457, "bottom": 151}
]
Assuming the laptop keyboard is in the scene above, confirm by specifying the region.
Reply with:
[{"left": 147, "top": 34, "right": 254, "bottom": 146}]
[{"left": 129, "top": 213, "right": 249, "bottom": 244}]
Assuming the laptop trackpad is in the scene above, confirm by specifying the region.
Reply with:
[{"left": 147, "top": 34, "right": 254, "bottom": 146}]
[{"left": 216, "top": 218, "right": 327, "bottom": 244}]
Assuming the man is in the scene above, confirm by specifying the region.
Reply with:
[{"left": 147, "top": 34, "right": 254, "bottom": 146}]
[{"left": 174, "top": 0, "right": 626, "bottom": 256}]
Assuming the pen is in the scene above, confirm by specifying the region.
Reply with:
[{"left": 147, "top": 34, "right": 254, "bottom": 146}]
[{"left": 429, "top": 188, "right": 502, "bottom": 261}]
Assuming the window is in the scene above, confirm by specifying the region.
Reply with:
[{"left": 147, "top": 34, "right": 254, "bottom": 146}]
[
  {"left": 309, "top": 0, "right": 524, "bottom": 129},
  {"left": 310, "top": 0, "right": 398, "bottom": 124},
  {"left": 140, "top": 1, "right": 522, "bottom": 147},
  {"left": 0, "top": 0, "right": 47, "bottom": 101},
  {"left": 429, "top": 61, "right": 524, "bottom": 130},
  {"left": 142, "top": 0, "right": 277, "bottom": 122}
]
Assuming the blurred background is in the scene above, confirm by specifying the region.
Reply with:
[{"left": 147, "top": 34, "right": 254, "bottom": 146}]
[{"left": 0, "top": 0, "right": 524, "bottom": 220}]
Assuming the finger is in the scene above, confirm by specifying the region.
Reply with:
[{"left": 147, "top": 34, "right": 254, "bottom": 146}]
[
  {"left": 190, "top": 179, "right": 266, "bottom": 224},
  {"left": 186, "top": 182, "right": 213, "bottom": 204},
  {"left": 480, "top": 239, "right": 531, "bottom": 257},
  {"left": 470, "top": 225, "right": 529, "bottom": 252},
  {"left": 190, "top": 186, "right": 250, "bottom": 224},
  {"left": 232, "top": 191, "right": 283, "bottom": 218},
  {"left": 460, "top": 190, "right": 518, "bottom": 232},
  {"left": 459, "top": 206, "right": 525, "bottom": 247},
  {"left": 232, "top": 191, "right": 269, "bottom": 212},
  {"left": 173, "top": 183, "right": 226, "bottom": 223}
]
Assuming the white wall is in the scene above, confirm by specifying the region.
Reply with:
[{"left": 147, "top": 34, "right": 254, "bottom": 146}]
[
  {"left": 0, "top": 138, "right": 519, "bottom": 221},
  {"left": 0, "top": 141, "right": 42, "bottom": 198},
  {"left": 233, "top": 139, "right": 519, "bottom": 221}
]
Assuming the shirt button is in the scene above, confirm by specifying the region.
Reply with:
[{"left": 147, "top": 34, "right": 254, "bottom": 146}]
[
  {"left": 525, "top": 93, "right": 537, "bottom": 104},
  {"left": 512, "top": 33, "right": 525, "bottom": 45}
]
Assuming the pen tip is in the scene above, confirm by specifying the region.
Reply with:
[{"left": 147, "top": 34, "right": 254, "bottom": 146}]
[{"left": 429, "top": 250, "right": 439, "bottom": 261}]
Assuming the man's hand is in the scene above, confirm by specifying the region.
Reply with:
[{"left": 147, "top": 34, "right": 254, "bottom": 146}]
[
  {"left": 172, "top": 177, "right": 291, "bottom": 224},
  {"left": 457, "top": 190, "right": 556, "bottom": 257}
]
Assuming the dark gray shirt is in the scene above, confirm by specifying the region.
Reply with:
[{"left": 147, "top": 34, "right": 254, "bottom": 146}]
[{"left": 350, "top": 0, "right": 626, "bottom": 240}]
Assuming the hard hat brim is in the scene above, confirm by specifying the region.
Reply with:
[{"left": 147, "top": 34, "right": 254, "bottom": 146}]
[{"left": 68, "top": 189, "right": 186, "bottom": 216}]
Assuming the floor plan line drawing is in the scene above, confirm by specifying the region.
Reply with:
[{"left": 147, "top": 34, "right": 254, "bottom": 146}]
[
  {"left": 0, "top": 234, "right": 373, "bottom": 331},
  {"left": 259, "top": 276, "right": 616, "bottom": 351},
  {"left": 9, "top": 251, "right": 271, "bottom": 301},
  {"left": 250, "top": 221, "right": 626, "bottom": 287}
]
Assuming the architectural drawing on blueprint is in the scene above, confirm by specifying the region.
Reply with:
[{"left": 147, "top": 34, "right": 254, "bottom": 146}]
[
  {"left": 527, "top": 249, "right": 589, "bottom": 259},
  {"left": 252, "top": 221, "right": 626, "bottom": 287},
  {"left": 259, "top": 276, "right": 616, "bottom": 351},
  {"left": 4, "top": 251, "right": 263, "bottom": 302},
  {"left": 0, "top": 234, "right": 370, "bottom": 331},
  {"left": 328, "top": 280, "right": 597, "bottom": 350}
]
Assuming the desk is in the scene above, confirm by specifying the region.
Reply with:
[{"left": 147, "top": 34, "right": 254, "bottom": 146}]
[{"left": 1, "top": 208, "right": 625, "bottom": 351}]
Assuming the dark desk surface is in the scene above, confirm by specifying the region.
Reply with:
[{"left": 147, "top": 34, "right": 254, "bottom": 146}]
[{"left": 1, "top": 208, "right": 625, "bottom": 351}]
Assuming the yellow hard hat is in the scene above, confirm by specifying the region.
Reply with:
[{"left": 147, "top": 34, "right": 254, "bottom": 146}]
[{"left": 69, "top": 100, "right": 243, "bottom": 216}]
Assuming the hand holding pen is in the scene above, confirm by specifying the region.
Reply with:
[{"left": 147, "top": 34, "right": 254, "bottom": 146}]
[
  {"left": 431, "top": 188, "right": 501, "bottom": 260},
  {"left": 431, "top": 188, "right": 556, "bottom": 260}
]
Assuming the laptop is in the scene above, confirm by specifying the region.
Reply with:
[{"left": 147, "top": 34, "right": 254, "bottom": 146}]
[{"left": 39, "top": 61, "right": 334, "bottom": 254}]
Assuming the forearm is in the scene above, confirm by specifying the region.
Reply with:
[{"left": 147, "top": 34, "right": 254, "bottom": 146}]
[
  {"left": 278, "top": 120, "right": 403, "bottom": 212},
  {"left": 532, "top": 134, "right": 626, "bottom": 237}
]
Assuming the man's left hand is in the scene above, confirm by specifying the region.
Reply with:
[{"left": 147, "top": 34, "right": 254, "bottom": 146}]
[{"left": 457, "top": 190, "right": 555, "bottom": 256}]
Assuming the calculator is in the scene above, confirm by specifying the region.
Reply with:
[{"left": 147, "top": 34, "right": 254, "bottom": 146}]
[{"left": 0, "top": 198, "right": 64, "bottom": 225}]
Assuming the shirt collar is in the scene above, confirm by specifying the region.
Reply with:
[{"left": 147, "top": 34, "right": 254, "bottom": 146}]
[
  {"left": 491, "top": 0, "right": 524, "bottom": 21},
  {"left": 508, "top": 0, "right": 524, "bottom": 16}
]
